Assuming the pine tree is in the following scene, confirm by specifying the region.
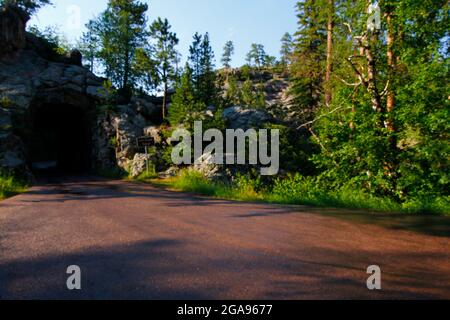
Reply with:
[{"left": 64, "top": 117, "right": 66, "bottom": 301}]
[
  {"left": 132, "top": 46, "right": 159, "bottom": 92},
  {"left": 168, "top": 64, "right": 203, "bottom": 127},
  {"left": 264, "top": 55, "right": 277, "bottom": 68},
  {"left": 246, "top": 43, "right": 266, "bottom": 69},
  {"left": 1, "top": 0, "right": 51, "bottom": 15},
  {"left": 221, "top": 40, "right": 235, "bottom": 69},
  {"left": 92, "top": 0, "right": 148, "bottom": 91},
  {"left": 189, "top": 32, "right": 203, "bottom": 86},
  {"left": 280, "top": 32, "right": 294, "bottom": 66},
  {"left": 149, "top": 17, "right": 179, "bottom": 119},
  {"left": 290, "top": 0, "right": 327, "bottom": 122},
  {"left": 78, "top": 20, "right": 99, "bottom": 72},
  {"left": 198, "top": 32, "right": 216, "bottom": 106},
  {"left": 188, "top": 32, "right": 217, "bottom": 107}
]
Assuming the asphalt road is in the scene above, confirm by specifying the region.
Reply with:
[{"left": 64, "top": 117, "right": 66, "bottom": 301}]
[{"left": 0, "top": 177, "right": 449, "bottom": 299}]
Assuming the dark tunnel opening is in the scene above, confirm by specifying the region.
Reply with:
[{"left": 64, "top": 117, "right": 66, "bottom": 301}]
[{"left": 28, "top": 102, "right": 92, "bottom": 176}]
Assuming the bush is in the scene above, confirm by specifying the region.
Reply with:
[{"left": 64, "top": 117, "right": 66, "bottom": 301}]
[{"left": 0, "top": 172, "right": 27, "bottom": 199}]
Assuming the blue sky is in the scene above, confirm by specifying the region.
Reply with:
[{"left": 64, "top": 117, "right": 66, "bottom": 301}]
[{"left": 29, "top": 0, "right": 298, "bottom": 68}]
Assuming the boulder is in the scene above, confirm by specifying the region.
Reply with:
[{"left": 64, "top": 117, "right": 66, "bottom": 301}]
[
  {"left": 193, "top": 152, "right": 221, "bottom": 179},
  {"left": 158, "top": 166, "right": 179, "bottom": 179},
  {"left": 130, "top": 153, "right": 153, "bottom": 178}
]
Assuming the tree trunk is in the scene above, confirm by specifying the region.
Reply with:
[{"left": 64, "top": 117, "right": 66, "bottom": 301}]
[
  {"left": 162, "top": 80, "right": 168, "bottom": 119},
  {"left": 363, "top": 36, "right": 383, "bottom": 114},
  {"left": 386, "top": 7, "right": 396, "bottom": 132},
  {"left": 123, "top": 48, "right": 129, "bottom": 90},
  {"left": 325, "top": 0, "right": 334, "bottom": 106}
]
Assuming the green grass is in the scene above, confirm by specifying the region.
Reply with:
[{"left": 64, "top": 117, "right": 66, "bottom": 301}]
[
  {"left": 0, "top": 173, "right": 27, "bottom": 200},
  {"left": 134, "top": 168, "right": 158, "bottom": 181},
  {"left": 149, "top": 169, "right": 450, "bottom": 215}
]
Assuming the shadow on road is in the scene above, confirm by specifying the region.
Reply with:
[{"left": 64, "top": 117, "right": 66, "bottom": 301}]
[
  {"left": 1, "top": 239, "right": 448, "bottom": 300},
  {"left": 3, "top": 176, "right": 450, "bottom": 239}
]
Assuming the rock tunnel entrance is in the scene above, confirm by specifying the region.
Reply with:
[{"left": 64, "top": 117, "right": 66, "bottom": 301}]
[{"left": 26, "top": 94, "right": 93, "bottom": 176}]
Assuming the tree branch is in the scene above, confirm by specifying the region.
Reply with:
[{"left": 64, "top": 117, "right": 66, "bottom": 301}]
[{"left": 297, "top": 105, "right": 353, "bottom": 129}]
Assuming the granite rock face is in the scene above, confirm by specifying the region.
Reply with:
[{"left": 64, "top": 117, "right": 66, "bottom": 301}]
[{"left": 222, "top": 106, "right": 274, "bottom": 130}]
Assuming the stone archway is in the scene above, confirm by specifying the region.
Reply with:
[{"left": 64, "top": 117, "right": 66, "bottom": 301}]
[{"left": 25, "top": 89, "right": 94, "bottom": 176}]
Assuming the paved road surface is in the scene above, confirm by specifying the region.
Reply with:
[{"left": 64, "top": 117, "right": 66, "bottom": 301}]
[{"left": 0, "top": 177, "right": 449, "bottom": 299}]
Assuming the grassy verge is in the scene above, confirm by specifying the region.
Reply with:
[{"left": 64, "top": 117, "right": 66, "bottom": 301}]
[
  {"left": 0, "top": 173, "right": 27, "bottom": 200},
  {"left": 148, "top": 170, "right": 449, "bottom": 215}
]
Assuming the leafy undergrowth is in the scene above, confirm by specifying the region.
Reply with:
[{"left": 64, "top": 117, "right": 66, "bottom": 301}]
[
  {"left": 148, "top": 170, "right": 450, "bottom": 216},
  {"left": 0, "top": 173, "right": 27, "bottom": 200}
]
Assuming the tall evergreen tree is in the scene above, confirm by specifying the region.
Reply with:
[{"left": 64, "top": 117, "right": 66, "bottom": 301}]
[
  {"left": 198, "top": 32, "right": 216, "bottom": 106},
  {"left": 290, "top": 0, "right": 327, "bottom": 122},
  {"left": 149, "top": 17, "right": 179, "bottom": 119},
  {"left": 78, "top": 20, "right": 99, "bottom": 73},
  {"left": 188, "top": 32, "right": 203, "bottom": 86},
  {"left": 92, "top": 0, "right": 148, "bottom": 91},
  {"left": 188, "top": 32, "right": 217, "bottom": 106},
  {"left": 1, "top": 0, "right": 51, "bottom": 15},
  {"left": 246, "top": 43, "right": 266, "bottom": 68},
  {"left": 168, "top": 64, "right": 201, "bottom": 127},
  {"left": 280, "top": 32, "right": 294, "bottom": 66},
  {"left": 221, "top": 40, "right": 235, "bottom": 69}
]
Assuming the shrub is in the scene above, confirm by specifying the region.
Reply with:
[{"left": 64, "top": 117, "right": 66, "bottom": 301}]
[{"left": 0, "top": 171, "right": 27, "bottom": 199}]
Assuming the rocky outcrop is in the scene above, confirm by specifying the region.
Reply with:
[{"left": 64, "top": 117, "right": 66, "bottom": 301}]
[
  {"left": 219, "top": 68, "right": 296, "bottom": 123},
  {"left": 0, "top": 5, "right": 161, "bottom": 179},
  {"left": 129, "top": 153, "right": 153, "bottom": 178},
  {"left": 222, "top": 106, "right": 274, "bottom": 130},
  {"left": 0, "top": 49, "right": 105, "bottom": 110}
]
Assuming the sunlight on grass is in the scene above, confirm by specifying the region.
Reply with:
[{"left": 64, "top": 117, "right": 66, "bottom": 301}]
[
  {"left": 149, "top": 169, "right": 450, "bottom": 215},
  {"left": 0, "top": 173, "right": 27, "bottom": 200}
]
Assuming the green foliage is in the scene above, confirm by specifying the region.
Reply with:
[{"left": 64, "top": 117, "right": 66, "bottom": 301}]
[
  {"left": 167, "top": 170, "right": 449, "bottom": 215},
  {"left": 266, "top": 124, "right": 319, "bottom": 174},
  {"left": 0, "top": 96, "right": 12, "bottom": 108},
  {"left": 133, "top": 47, "right": 159, "bottom": 92},
  {"left": 198, "top": 33, "right": 217, "bottom": 106},
  {"left": 135, "top": 164, "right": 157, "bottom": 180},
  {"left": 280, "top": 32, "right": 294, "bottom": 66},
  {"left": 169, "top": 33, "right": 220, "bottom": 127},
  {"left": 27, "top": 25, "right": 72, "bottom": 56},
  {"left": 224, "top": 75, "right": 240, "bottom": 105},
  {"left": 188, "top": 32, "right": 217, "bottom": 105},
  {"left": 96, "top": 80, "right": 119, "bottom": 114},
  {"left": 168, "top": 64, "right": 205, "bottom": 127},
  {"left": 289, "top": 0, "right": 327, "bottom": 122},
  {"left": 246, "top": 43, "right": 267, "bottom": 69},
  {"left": 91, "top": 0, "right": 148, "bottom": 90},
  {"left": 77, "top": 21, "right": 99, "bottom": 72},
  {"left": 109, "top": 136, "right": 118, "bottom": 148},
  {"left": 286, "top": 0, "right": 449, "bottom": 211},
  {"left": 248, "top": 81, "right": 265, "bottom": 107},
  {"left": 221, "top": 40, "right": 235, "bottom": 68},
  {"left": 148, "top": 18, "right": 179, "bottom": 94},
  {"left": 1, "top": 0, "right": 51, "bottom": 15},
  {"left": 0, "top": 171, "right": 27, "bottom": 200}
]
